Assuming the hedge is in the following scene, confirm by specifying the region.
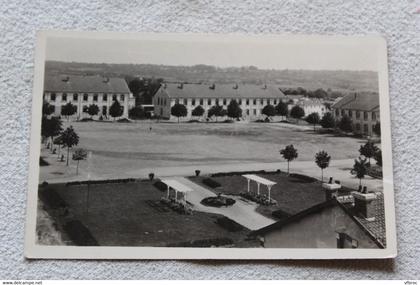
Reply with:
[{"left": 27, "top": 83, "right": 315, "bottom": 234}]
[
  {"left": 216, "top": 217, "right": 244, "bottom": 232},
  {"left": 272, "top": 209, "right": 291, "bottom": 220},
  {"left": 289, "top": 173, "right": 317, "bottom": 183},
  {"left": 211, "top": 169, "right": 281, "bottom": 178},
  {"left": 66, "top": 178, "right": 136, "bottom": 186},
  {"left": 63, "top": 220, "right": 98, "bottom": 246},
  {"left": 167, "top": 237, "right": 233, "bottom": 247},
  {"left": 202, "top": 178, "right": 221, "bottom": 188},
  {"left": 153, "top": 180, "right": 167, "bottom": 192},
  {"left": 39, "top": 188, "right": 67, "bottom": 210}
]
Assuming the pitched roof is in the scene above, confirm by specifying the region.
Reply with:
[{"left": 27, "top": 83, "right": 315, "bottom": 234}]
[
  {"left": 44, "top": 75, "right": 131, "bottom": 94},
  {"left": 159, "top": 83, "right": 286, "bottom": 99},
  {"left": 250, "top": 198, "right": 385, "bottom": 248},
  {"left": 331, "top": 92, "right": 379, "bottom": 111}
]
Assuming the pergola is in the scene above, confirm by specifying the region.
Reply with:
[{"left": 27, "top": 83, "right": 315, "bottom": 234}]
[
  {"left": 242, "top": 174, "right": 277, "bottom": 200},
  {"left": 161, "top": 179, "right": 194, "bottom": 204}
]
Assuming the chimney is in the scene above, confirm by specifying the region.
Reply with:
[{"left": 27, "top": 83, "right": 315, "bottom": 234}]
[
  {"left": 322, "top": 176, "right": 341, "bottom": 200},
  {"left": 233, "top": 83, "right": 238, "bottom": 90},
  {"left": 352, "top": 190, "right": 377, "bottom": 221},
  {"left": 178, "top": 83, "right": 184, "bottom": 89},
  {"left": 209, "top": 83, "right": 215, "bottom": 90}
]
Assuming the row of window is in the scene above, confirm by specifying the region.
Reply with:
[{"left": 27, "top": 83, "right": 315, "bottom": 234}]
[
  {"left": 48, "top": 105, "right": 124, "bottom": 115},
  {"left": 47, "top": 93, "right": 125, "bottom": 103},
  {"left": 335, "top": 109, "right": 377, "bottom": 121},
  {"left": 355, "top": 123, "right": 370, "bottom": 134},
  {"left": 160, "top": 97, "right": 282, "bottom": 107}
]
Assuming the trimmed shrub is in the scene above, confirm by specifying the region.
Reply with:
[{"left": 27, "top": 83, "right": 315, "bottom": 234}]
[
  {"left": 63, "top": 220, "right": 98, "bottom": 246},
  {"left": 39, "top": 188, "right": 67, "bottom": 210},
  {"left": 201, "top": 196, "right": 236, "bottom": 207},
  {"left": 195, "top": 170, "right": 201, "bottom": 176},
  {"left": 117, "top": 118, "right": 131, "bottom": 123},
  {"left": 79, "top": 118, "right": 93, "bottom": 122},
  {"left": 216, "top": 217, "right": 244, "bottom": 232},
  {"left": 39, "top": 157, "right": 49, "bottom": 166},
  {"left": 272, "top": 209, "right": 291, "bottom": 220},
  {"left": 149, "top": 173, "right": 155, "bottom": 181},
  {"left": 168, "top": 237, "right": 233, "bottom": 247},
  {"left": 65, "top": 178, "right": 136, "bottom": 186},
  {"left": 153, "top": 180, "right": 167, "bottom": 192},
  {"left": 202, "top": 178, "right": 221, "bottom": 188},
  {"left": 289, "top": 173, "right": 317, "bottom": 183}
]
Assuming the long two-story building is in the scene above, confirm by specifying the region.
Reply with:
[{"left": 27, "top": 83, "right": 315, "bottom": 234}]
[
  {"left": 331, "top": 92, "right": 380, "bottom": 136},
  {"left": 153, "top": 83, "right": 287, "bottom": 120},
  {"left": 43, "top": 75, "right": 135, "bottom": 119}
]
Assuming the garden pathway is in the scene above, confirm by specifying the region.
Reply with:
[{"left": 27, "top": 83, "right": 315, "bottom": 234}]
[{"left": 173, "top": 177, "right": 276, "bottom": 231}]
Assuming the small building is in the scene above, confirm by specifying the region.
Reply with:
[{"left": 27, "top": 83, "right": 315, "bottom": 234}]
[
  {"left": 43, "top": 75, "right": 135, "bottom": 119},
  {"left": 153, "top": 83, "right": 287, "bottom": 120},
  {"left": 331, "top": 92, "right": 380, "bottom": 136},
  {"left": 250, "top": 191, "right": 386, "bottom": 249},
  {"left": 292, "top": 98, "right": 327, "bottom": 118}
]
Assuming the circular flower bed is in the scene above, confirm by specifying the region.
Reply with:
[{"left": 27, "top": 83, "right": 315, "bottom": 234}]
[{"left": 201, "top": 195, "right": 236, "bottom": 207}]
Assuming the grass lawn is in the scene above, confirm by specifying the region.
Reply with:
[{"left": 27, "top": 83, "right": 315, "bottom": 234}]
[
  {"left": 41, "top": 120, "right": 368, "bottom": 181},
  {"left": 190, "top": 172, "right": 352, "bottom": 218},
  {"left": 39, "top": 180, "right": 257, "bottom": 247}
]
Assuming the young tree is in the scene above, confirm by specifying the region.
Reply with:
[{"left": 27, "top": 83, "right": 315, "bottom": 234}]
[
  {"left": 191, "top": 105, "right": 205, "bottom": 119},
  {"left": 109, "top": 100, "right": 123, "bottom": 121},
  {"left": 338, "top": 115, "right": 353, "bottom": 133},
  {"left": 305, "top": 112, "right": 320, "bottom": 131},
  {"left": 41, "top": 116, "right": 63, "bottom": 150},
  {"left": 61, "top": 102, "right": 77, "bottom": 121},
  {"left": 290, "top": 105, "right": 305, "bottom": 123},
  {"left": 128, "top": 106, "right": 146, "bottom": 120},
  {"left": 374, "top": 149, "right": 382, "bottom": 166},
  {"left": 320, "top": 112, "right": 335, "bottom": 129},
  {"left": 359, "top": 141, "right": 379, "bottom": 164},
  {"left": 42, "top": 101, "right": 55, "bottom": 116},
  {"left": 227, "top": 100, "right": 242, "bottom": 119},
  {"left": 72, "top": 148, "right": 87, "bottom": 175},
  {"left": 61, "top": 126, "right": 79, "bottom": 166},
  {"left": 315, "top": 150, "right": 331, "bottom": 182},
  {"left": 87, "top": 104, "right": 99, "bottom": 119},
  {"left": 262, "top": 104, "right": 277, "bottom": 120},
  {"left": 170, "top": 103, "right": 187, "bottom": 123},
  {"left": 373, "top": 122, "right": 381, "bottom": 136},
  {"left": 351, "top": 157, "right": 369, "bottom": 187},
  {"left": 280, "top": 144, "right": 298, "bottom": 174},
  {"left": 275, "top": 101, "right": 289, "bottom": 120},
  {"left": 208, "top": 105, "right": 223, "bottom": 122}
]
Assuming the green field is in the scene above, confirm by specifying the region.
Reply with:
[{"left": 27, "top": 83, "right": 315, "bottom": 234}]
[{"left": 40, "top": 121, "right": 366, "bottom": 182}]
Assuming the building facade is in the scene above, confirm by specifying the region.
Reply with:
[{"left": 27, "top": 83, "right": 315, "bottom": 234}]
[
  {"left": 292, "top": 98, "right": 327, "bottom": 118},
  {"left": 331, "top": 92, "right": 380, "bottom": 136},
  {"left": 43, "top": 75, "right": 135, "bottom": 119},
  {"left": 153, "top": 83, "right": 287, "bottom": 120}
]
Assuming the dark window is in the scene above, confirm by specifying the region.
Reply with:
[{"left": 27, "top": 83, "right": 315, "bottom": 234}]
[
  {"left": 356, "top": 111, "right": 360, "bottom": 119},
  {"left": 355, "top": 123, "right": 361, "bottom": 131},
  {"left": 223, "top": 99, "right": 227, "bottom": 105},
  {"left": 102, "top": 106, "right": 107, "bottom": 115},
  {"left": 192, "top": 99, "right": 196, "bottom": 106},
  {"left": 83, "top": 94, "right": 88, "bottom": 101},
  {"left": 62, "top": 93, "right": 67, "bottom": 101},
  {"left": 273, "top": 99, "right": 277, "bottom": 105},
  {"left": 348, "top": 110, "right": 352, "bottom": 117},
  {"left": 103, "top": 94, "right": 107, "bottom": 101},
  {"left": 120, "top": 94, "right": 124, "bottom": 101},
  {"left": 175, "top": 99, "right": 179, "bottom": 104},
  {"left": 183, "top": 98, "right": 187, "bottom": 105},
  {"left": 239, "top": 99, "right": 242, "bottom": 105},
  {"left": 73, "top": 93, "right": 78, "bottom": 101},
  {"left": 372, "top": 112, "right": 376, "bottom": 120},
  {"left": 216, "top": 99, "right": 219, "bottom": 105},
  {"left": 246, "top": 99, "right": 249, "bottom": 105},
  {"left": 246, "top": 109, "right": 249, "bottom": 115},
  {"left": 364, "top": 111, "right": 368, "bottom": 120},
  {"left": 253, "top": 109, "right": 257, "bottom": 115},
  {"left": 253, "top": 99, "right": 257, "bottom": 105},
  {"left": 207, "top": 99, "right": 211, "bottom": 105},
  {"left": 260, "top": 99, "right": 263, "bottom": 104},
  {"left": 364, "top": 124, "right": 369, "bottom": 133},
  {"left": 93, "top": 94, "right": 98, "bottom": 102},
  {"left": 199, "top": 99, "right": 203, "bottom": 105},
  {"left": 51, "top": 93, "right": 56, "bottom": 101},
  {"left": 112, "top": 95, "right": 117, "bottom": 101}
]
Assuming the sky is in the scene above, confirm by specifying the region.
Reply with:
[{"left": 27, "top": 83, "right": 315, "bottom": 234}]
[{"left": 45, "top": 33, "right": 383, "bottom": 71}]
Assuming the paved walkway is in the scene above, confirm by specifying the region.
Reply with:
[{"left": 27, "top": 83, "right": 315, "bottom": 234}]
[
  {"left": 44, "top": 158, "right": 383, "bottom": 192},
  {"left": 173, "top": 177, "right": 276, "bottom": 230}
]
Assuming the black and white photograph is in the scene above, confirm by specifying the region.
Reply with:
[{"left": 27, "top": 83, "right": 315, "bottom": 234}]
[{"left": 24, "top": 32, "right": 396, "bottom": 259}]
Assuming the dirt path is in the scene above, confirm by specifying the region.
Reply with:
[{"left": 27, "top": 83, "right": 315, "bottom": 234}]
[{"left": 174, "top": 177, "right": 276, "bottom": 230}]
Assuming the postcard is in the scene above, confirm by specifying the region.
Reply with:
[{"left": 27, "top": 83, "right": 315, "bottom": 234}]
[{"left": 25, "top": 31, "right": 396, "bottom": 259}]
